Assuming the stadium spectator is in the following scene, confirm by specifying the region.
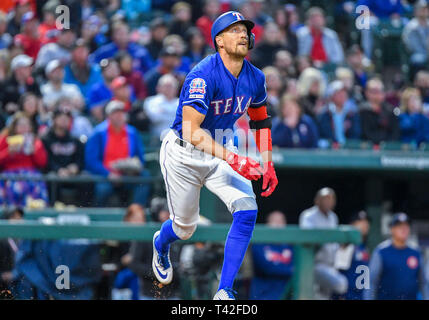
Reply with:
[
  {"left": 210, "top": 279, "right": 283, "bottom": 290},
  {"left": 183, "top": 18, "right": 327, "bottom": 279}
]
[
  {"left": 398, "top": 87, "right": 429, "bottom": 146},
  {"left": 346, "top": 45, "right": 371, "bottom": 91},
  {"left": 262, "top": 66, "right": 283, "bottom": 116},
  {"left": 116, "top": 52, "right": 148, "bottom": 101},
  {"left": 364, "top": 213, "right": 428, "bottom": 300},
  {"left": 37, "top": 2, "right": 59, "bottom": 45},
  {"left": 0, "top": 11, "right": 13, "bottom": 50},
  {"left": 333, "top": 210, "right": 371, "bottom": 300},
  {"left": 6, "top": 0, "right": 32, "bottom": 37},
  {"left": 299, "top": 188, "right": 348, "bottom": 299},
  {"left": 110, "top": 76, "right": 135, "bottom": 113},
  {"left": 0, "top": 112, "right": 48, "bottom": 207},
  {"left": 196, "top": 0, "right": 221, "bottom": 47},
  {"left": 0, "top": 54, "right": 40, "bottom": 116},
  {"left": 249, "top": 210, "right": 294, "bottom": 300},
  {"left": 284, "top": 3, "right": 304, "bottom": 34},
  {"left": 55, "top": 99, "right": 93, "bottom": 141},
  {"left": 335, "top": 66, "right": 364, "bottom": 106},
  {"left": 296, "top": 67, "right": 326, "bottom": 119},
  {"left": 359, "top": 78, "right": 401, "bottom": 144},
  {"left": 80, "top": 14, "right": 108, "bottom": 54},
  {"left": 13, "top": 11, "right": 42, "bottom": 60},
  {"left": 89, "top": 21, "right": 153, "bottom": 74},
  {"left": 18, "top": 92, "right": 43, "bottom": 135},
  {"left": 87, "top": 58, "right": 120, "bottom": 122},
  {"left": 274, "top": 5, "right": 298, "bottom": 55},
  {"left": 251, "top": 21, "right": 292, "bottom": 70},
  {"left": 111, "top": 203, "right": 146, "bottom": 300},
  {"left": 84, "top": 100, "right": 150, "bottom": 207},
  {"left": 273, "top": 50, "right": 297, "bottom": 80},
  {"left": 41, "top": 60, "right": 85, "bottom": 112},
  {"left": 297, "top": 7, "right": 345, "bottom": 67},
  {"left": 317, "top": 80, "right": 361, "bottom": 145},
  {"left": 169, "top": 2, "right": 193, "bottom": 39},
  {"left": 42, "top": 108, "right": 84, "bottom": 177},
  {"left": 414, "top": 70, "right": 429, "bottom": 114},
  {"left": 402, "top": 0, "right": 429, "bottom": 77},
  {"left": 144, "top": 74, "right": 179, "bottom": 140},
  {"left": 0, "top": 207, "right": 23, "bottom": 299},
  {"left": 183, "top": 27, "right": 214, "bottom": 69},
  {"left": 162, "top": 34, "right": 192, "bottom": 74},
  {"left": 146, "top": 17, "right": 169, "bottom": 61},
  {"left": 271, "top": 94, "right": 319, "bottom": 149},
  {"left": 144, "top": 46, "right": 181, "bottom": 96},
  {"left": 63, "top": 38, "right": 103, "bottom": 103},
  {"left": 35, "top": 28, "right": 76, "bottom": 71}
]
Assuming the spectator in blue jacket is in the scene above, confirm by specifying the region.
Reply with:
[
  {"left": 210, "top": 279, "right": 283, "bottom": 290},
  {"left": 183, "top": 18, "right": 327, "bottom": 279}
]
[
  {"left": 364, "top": 213, "right": 428, "bottom": 300},
  {"left": 250, "top": 211, "right": 293, "bottom": 300},
  {"left": 85, "top": 100, "right": 151, "bottom": 207},
  {"left": 63, "top": 39, "right": 103, "bottom": 103},
  {"left": 272, "top": 94, "right": 319, "bottom": 148},
  {"left": 317, "top": 80, "right": 361, "bottom": 145},
  {"left": 89, "top": 21, "right": 154, "bottom": 75},
  {"left": 399, "top": 87, "right": 429, "bottom": 146},
  {"left": 87, "top": 58, "right": 120, "bottom": 122}
]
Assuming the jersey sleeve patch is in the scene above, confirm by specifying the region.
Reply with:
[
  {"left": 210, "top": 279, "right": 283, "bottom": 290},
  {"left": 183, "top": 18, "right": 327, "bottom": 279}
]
[{"left": 188, "top": 78, "right": 207, "bottom": 99}]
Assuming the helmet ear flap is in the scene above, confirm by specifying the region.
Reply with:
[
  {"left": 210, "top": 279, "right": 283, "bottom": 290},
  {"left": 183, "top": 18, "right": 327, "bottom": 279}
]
[{"left": 248, "top": 32, "right": 255, "bottom": 50}]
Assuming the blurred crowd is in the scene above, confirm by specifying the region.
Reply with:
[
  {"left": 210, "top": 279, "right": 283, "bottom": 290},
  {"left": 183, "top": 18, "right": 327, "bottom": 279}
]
[{"left": 0, "top": 0, "right": 428, "bottom": 207}]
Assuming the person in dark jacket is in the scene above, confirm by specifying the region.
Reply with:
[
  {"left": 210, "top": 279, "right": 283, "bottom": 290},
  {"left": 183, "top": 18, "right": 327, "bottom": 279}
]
[
  {"left": 250, "top": 211, "right": 293, "bottom": 300},
  {"left": 272, "top": 94, "right": 319, "bottom": 148},
  {"left": 42, "top": 108, "right": 85, "bottom": 205},
  {"left": 43, "top": 108, "right": 84, "bottom": 175},
  {"left": 251, "top": 21, "right": 294, "bottom": 70},
  {"left": 398, "top": 87, "right": 429, "bottom": 146},
  {"left": 317, "top": 80, "right": 361, "bottom": 145},
  {"left": 0, "top": 54, "right": 40, "bottom": 116},
  {"left": 359, "top": 78, "right": 400, "bottom": 144}
]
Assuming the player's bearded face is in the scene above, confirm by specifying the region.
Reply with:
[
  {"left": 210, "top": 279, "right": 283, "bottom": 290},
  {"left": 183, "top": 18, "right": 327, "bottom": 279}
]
[{"left": 218, "top": 23, "right": 249, "bottom": 58}]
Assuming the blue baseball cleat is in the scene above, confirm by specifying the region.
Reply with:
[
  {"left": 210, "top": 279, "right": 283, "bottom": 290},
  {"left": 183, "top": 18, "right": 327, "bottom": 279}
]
[
  {"left": 213, "top": 287, "right": 237, "bottom": 300},
  {"left": 152, "top": 230, "right": 173, "bottom": 285}
]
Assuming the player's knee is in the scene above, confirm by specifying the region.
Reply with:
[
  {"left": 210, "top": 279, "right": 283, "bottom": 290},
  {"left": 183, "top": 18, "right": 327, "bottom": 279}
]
[
  {"left": 231, "top": 197, "right": 258, "bottom": 214},
  {"left": 172, "top": 221, "right": 197, "bottom": 240}
]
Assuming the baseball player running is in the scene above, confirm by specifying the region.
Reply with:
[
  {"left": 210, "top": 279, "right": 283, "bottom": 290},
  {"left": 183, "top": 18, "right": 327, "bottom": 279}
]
[{"left": 152, "top": 11, "right": 278, "bottom": 300}]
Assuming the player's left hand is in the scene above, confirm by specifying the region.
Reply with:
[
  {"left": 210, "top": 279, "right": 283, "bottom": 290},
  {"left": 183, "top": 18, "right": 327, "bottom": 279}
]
[{"left": 261, "top": 161, "right": 278, "bottom": 197}]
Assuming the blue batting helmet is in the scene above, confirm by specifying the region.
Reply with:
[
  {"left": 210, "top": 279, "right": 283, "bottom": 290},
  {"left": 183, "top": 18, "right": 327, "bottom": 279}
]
[{"left": 211, "top": 11, "right": 255, "bottom": 51}]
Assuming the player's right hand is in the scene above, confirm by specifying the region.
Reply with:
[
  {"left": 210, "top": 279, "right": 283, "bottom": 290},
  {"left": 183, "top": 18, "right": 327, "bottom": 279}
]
[{"left": 226, "top": 152, "right": 263, "bottom": 181}]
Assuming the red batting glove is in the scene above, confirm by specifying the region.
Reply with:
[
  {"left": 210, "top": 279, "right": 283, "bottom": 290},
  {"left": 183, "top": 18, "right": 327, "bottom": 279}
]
[
  {"left": 226, "top": 152, "right": 263, "bottom": 181},
  {"left": 261, "top": 161, "right": 278, "bottom": 197}
]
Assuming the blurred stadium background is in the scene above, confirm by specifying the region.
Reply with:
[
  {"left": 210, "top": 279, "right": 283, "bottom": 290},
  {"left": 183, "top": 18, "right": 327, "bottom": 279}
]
[{"left": 0, "top": 0, "right": 429, "bottom": 300}]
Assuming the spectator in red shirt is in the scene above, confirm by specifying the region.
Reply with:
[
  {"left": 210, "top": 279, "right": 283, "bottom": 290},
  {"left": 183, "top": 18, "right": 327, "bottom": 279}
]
[
  {"left": 14, "top": 11, "right": 42, "bottom": 60},
  {"left": 38, "top": 3, "right": 60, "bottom": 45},
  {"left": 0, "top": 112, "right": 48, "bottom": 207},
  {"left": 196, "top": 0, "right": 221, "bottom": 47}
]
